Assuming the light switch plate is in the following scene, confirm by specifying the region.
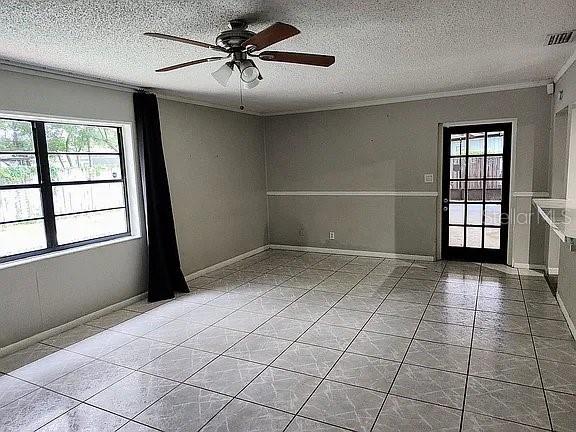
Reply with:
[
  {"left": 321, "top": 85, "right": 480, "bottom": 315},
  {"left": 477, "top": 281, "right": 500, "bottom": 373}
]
[{"left": 424, "top": 174, "right": 434, "bottom": 183}]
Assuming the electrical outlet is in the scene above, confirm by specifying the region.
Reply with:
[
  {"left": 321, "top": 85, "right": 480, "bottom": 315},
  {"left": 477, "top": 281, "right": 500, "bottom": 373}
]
[
  {"left": 299, "top": 228, "right": 305, "bottom": 237},
  {"left": 424, "top": 174, "right": 434, "bottom": 183},
  {"left": 329, "top": 231, "right": 335, "bottom": 240}
]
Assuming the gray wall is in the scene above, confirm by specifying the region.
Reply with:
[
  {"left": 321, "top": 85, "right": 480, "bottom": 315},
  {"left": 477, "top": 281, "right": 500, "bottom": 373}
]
[
  {"left": 158, "top": 98, "right": 268, "bottom": 275},
  {"left": 554, "top": 60, "right": 576, "bottom": 327},
  {"left": 0, "top": 71, "right": 269, "bottom": 348},
  {"left": 0, "top": 69, "right": 147, "bottom": 347},
  {"left": 265, "top": 87, "right": 551, "bottom": 262}
]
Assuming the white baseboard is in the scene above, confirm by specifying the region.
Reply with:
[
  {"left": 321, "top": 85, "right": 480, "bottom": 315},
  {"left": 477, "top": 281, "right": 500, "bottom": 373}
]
[
  {"left": 269, "top": 244, "right": 435, "bottom": 261},
  {"left": 548, "top": 267, "right": 559, "bottom": 276},
  {"left": 557, "top": 294, "right": 576, "bottom": 341},
  {"left": 512, "top": 263, "right": 546, "bottom": 270},
  {"left": 0, "top": 292, "right": 147, "bottom": 358},
  {"left": 185, "top": 245, "right": 270, "bottom": 281}
]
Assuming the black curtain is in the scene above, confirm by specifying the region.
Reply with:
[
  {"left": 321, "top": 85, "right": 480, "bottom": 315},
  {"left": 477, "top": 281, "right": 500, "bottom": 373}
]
[{"left": 134, "top": 92, "right": 189, "bottom": 301}]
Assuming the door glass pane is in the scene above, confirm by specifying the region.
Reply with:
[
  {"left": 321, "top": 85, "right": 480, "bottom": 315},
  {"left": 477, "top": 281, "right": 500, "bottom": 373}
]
[
  {"left": 45, "top": 123, "right": 120, "bottom": 153},
  {"left": 449, "top": 204, "right": 464, "bottom": 224},
  {"left": 450, "top": 134, "right": 466, "bottom": 156},
  {"left": 0, "top": 219, "right": 46, "bottom": 257},
  {"left": 52, "top": 183, "right": 125, "bottom": 215},
  {"left": 0, "top": 119, "right": 34, "bottom": 152},
  {"left": 487, "top": 132, "right": 504, "bottom": 154},
  {"left": 0, "top": 154, "right": 38, "bottom": 186},
  {"left": 466, "top": 204, "right": 483, "bottom": 225},
  {"left": 468, "top": 133, "right": 485, "bottom": 155},
  {"left": 466, "top": 227, "right": 482, "bottom": 248},
  {"left": 56, "top": 208, "right": 127, "bottom": 244},
  {"left": 467, "top": 181, "right": 483, "bottom": 202},
  {"left": 467, "top": 157, "right": 484, "bottom": 179},
  {"left": 0, "top": 188, "right": 43, "bottom": 223},
  {"left": 486, "top": 180, "right": 502, "bottom": 201},
  {"left": 48, "top": 154, "right": 122, "bottom": 182},
  {"left": 485, "top": 204, "right": 502, "bottom": 226},
  {"left": 486, "top": 156, "right": 503, "bottom": 178},
  {"left": 450, "top": 158, "right": 466, "bottom": 179},
  {"left": 449, "top": 181, "right": 465, "bottom": 202},
  {"left": 484, "top": 228, "right": 500, "bottom": 249},
  {"left": 449, "top": 226, "right": 464, "bottom": 247}
]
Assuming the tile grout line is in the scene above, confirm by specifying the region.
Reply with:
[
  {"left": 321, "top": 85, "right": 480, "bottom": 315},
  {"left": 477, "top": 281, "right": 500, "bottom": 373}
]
[
  {"left": 520, "top": 275, "right": 554, "bottom": 431},
  {"left": 3, "top": 254, "right": 566, "bottom": 432},
  {"left": 369, "top": 262, "right": 446, "bottom": 432},
  {"left": 282, "top": 259, "right": 405, "bottom": 431},
  {"left": 457, "top": 264, "right": 481, "bottom": 431}
]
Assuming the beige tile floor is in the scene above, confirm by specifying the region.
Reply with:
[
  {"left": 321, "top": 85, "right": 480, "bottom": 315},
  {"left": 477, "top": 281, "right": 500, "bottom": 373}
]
[{"left": 1, "top": 250, "right": 575, "bottom": 431}]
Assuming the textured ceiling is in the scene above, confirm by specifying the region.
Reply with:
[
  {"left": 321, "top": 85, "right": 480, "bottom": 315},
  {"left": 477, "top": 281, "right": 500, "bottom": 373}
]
[{"left": 0, "top": 0, "right": 575, "bottom": 114}]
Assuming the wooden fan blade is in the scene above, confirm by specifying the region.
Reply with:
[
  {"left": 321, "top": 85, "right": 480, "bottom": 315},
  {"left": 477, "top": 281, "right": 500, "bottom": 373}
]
[
  {"left": 155, "top": 57, "right": 226, "bottom": 72},
  {"left": 242, "top": 22, "right": 300, "bottom": 51},
  {"left": 259, "top": 51, "right": 335, "bottom": 67},
  {"left": 145, "top": 32, "right": 226, "bottom": 52}
]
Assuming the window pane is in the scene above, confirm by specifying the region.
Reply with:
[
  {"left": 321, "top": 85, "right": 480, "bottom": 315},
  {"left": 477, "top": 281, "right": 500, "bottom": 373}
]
[
  {"left": 487, "top": 132, "right": 504, "bottom": 154},
  {"left": 484, "top": 228, "right": 500, "bottom": 249},
  {"left": 0, "top": 119, "right": 34, "bottom": 152},
  {"left": 466, "top": 204, "right": 483, "bottom": 225},
  {"left": 486, "top": 156, "right": 503, "bottom": 178},
  {"left": 466, "top": 227, "right": 482, "bottom": 248},
  {"left": 485, "top": 204, "right": 502, "bottom": 226},
  {"left": 45, "top": 123, "right": 119, "bottom": 153},
  {"left": 0, "top": 154, "right": 38, "bottom": 186},
  {"left": 468, "top": 133, "right": 485, "bottom": 155},
  {"left": 449, "top": 181, "right": 465, "bottom": 202},
  {"left": 467, "top": 157, "right": 484, "bottom": 179},
  {"left": 486, "top": 180, "right": 502, "bottom": 201},
  {"left": 449, "top": 204, "right": 464, "bottom": 224},
  {"left": 450, "top": 134, "right": 466, "bottom": 156},
  {"left": 0, "top": 188, "right": 43, "bottom": 223},
  {"left": 56, "top": 208, "right": 127, "bottom": 244},
  {"left": 450, "top": 158, "right": 466, "bottom": 179},
  {"left": 467, "top": 181, "right": 483, "bottom": 202},
  {"left": 53, "top": 183, "right": 125, "bottom": 215},
  {"left": 48, "top": 154, "right": 121, "bottom": 182},
  {"left": 449, "top": 226, "right": 464, "bottom": 247},
  {"left": 0, "top": 220, "right": 46, "bottom": 257}
]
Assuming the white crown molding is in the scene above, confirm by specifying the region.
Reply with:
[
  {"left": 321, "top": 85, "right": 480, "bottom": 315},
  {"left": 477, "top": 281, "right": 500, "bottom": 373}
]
[
  {"left": 512, "top": 191, "right": 550, "bottom": 198},
  {"left": 267, "top": 191, "right": 438, "bottom": 197},
  {"left": 154, "top": 92, "right": 262, "bottom": 116},
  {"left": 270, "top": 244, "right": 435, "bottom": 261},
  {"left": 0, "top": 59, "right": 554, "bottom": 117},
  {"left": 263, "top": 80, "right": 552, "bottom": 116},
  {"left": 554, "top": 48, "right": 576, "bottom": 83},
  {"left": 0, "top": 59, "right": 140, "bottom": 93},
  {"left": 0, "top": 59, "right": 263, "bottom": 116}
]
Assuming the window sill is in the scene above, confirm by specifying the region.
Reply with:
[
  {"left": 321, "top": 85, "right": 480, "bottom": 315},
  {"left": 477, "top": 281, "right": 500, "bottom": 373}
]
[{"left": 0, "top": 234, "right": 144, "bottom": 271}]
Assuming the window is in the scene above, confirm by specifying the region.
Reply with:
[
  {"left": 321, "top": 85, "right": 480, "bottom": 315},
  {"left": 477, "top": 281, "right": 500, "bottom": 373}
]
[{"left": 0, "top": 118, "right": 130, "bottom": 262}]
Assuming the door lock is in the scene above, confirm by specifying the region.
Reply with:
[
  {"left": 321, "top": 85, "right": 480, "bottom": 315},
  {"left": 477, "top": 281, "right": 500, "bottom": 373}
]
[{"left": 443, "top": 206, "right": 448, "bottom": 212}]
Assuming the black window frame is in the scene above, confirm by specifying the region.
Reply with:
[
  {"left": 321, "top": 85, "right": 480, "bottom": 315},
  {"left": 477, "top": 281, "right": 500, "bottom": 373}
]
[{"left": 0, "top": 117, "right": 131, "bottom": 264}]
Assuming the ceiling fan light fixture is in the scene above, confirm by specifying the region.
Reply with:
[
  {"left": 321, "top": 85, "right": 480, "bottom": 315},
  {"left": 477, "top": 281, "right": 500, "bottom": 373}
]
[
  {"left": 238, "top": 59, "right": 259, "bottom": 83},
  {"left": 243, "top": 74, "right": 262, "bottom": 89},
  {"left": 211, "top": 61, "right": 234, "bottom": 87}
]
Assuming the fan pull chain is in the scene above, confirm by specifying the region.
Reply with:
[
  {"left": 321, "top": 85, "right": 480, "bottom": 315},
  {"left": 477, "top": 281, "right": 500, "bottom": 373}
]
[{"left": 239, "top": 77, "right": 245, "bottom": 111}]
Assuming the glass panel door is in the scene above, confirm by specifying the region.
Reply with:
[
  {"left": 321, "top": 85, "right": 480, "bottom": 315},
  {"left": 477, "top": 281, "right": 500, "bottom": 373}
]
[{"left": 442, "top": 123, "right": 511, "bottom": 263}]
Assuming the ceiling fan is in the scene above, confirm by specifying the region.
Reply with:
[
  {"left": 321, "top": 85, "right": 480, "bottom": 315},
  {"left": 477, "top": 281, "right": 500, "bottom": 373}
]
[{"left": 144, "top": 20, "right": 335, "bottom": 89}]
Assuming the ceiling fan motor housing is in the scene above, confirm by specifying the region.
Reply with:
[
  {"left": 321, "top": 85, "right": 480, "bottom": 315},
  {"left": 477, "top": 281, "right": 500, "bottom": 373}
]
[{"left": 216, "top": 20, "right": 254, "bottom": 50}]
